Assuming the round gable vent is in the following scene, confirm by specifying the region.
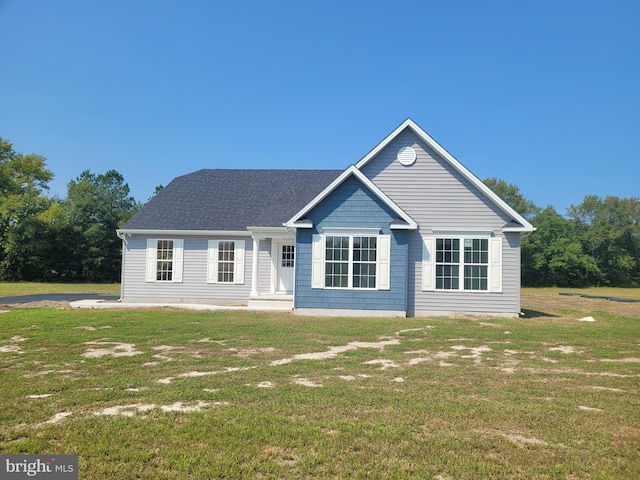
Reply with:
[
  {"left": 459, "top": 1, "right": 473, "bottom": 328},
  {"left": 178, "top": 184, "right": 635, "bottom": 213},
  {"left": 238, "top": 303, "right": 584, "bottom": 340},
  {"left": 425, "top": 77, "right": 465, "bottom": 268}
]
[{"left": 397, "top": 146, "right": 417, "bottom": 166}]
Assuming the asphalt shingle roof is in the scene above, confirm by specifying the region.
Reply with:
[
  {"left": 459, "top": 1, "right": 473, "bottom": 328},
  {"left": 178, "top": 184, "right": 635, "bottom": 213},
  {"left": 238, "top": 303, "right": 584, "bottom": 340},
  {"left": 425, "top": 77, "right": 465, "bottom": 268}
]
[{"left": 121, "top": 169, "right": 343, "bottom": 231}]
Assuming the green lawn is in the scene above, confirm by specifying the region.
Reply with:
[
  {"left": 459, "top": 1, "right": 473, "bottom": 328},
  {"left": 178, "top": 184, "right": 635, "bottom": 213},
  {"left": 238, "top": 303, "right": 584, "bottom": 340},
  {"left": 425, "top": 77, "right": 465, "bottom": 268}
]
[{"left": 0, "top": 290, "right": 639, "bottom": 478}]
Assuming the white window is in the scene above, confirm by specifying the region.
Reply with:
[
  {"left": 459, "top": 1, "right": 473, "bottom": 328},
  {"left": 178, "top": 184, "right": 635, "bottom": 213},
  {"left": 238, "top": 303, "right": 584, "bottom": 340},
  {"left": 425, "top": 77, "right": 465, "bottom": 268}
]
[
  {"left": 208, "top": 240, "right": 245, "bottom": 284},
  {"left": 312, "top": 233, "right": 390, "bottom": 290},
  {"left": 422, "top": 235, "right": 502, "bottom": 292},
  {"left": 281, "top": 245, "right": 295, "bottom": 268},
  {"left": 145, "top": 239, "right": 184, "bottom": 283}
]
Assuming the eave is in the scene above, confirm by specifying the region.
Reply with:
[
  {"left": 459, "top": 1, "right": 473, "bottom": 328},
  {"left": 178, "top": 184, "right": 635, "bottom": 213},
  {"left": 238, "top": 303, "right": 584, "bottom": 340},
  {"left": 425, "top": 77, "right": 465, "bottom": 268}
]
[{"left": 116, "top": 229, "right": 252, "bottom": 237}]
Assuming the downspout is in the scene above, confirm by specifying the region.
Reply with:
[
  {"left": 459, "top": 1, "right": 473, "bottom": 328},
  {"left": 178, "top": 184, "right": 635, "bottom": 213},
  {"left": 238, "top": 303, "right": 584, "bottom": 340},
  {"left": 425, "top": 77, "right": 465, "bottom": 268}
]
[{"left": 116, "top": 231, "right": 129, "bottom": 302}]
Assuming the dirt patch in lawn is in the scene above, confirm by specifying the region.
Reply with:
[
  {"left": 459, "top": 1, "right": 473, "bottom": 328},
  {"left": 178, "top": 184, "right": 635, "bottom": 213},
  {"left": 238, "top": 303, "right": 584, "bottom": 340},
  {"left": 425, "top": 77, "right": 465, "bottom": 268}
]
[{"left": 3, "top": 300, "right": 71, "bottom": 309}]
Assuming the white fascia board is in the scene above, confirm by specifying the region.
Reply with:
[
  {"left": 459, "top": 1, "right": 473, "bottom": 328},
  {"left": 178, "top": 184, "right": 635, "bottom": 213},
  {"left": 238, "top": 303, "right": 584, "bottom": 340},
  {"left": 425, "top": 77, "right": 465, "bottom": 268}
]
[
  {"left": 503, "top": 226, "right": 536, "bottom": 233},
  {"left": 116, "top": 229, "right": 251, "bottom": 237},
  {"left": 288, "top": 220, "right": 313, "bottom": 228},
  {"left": 248, "top": 226, "right": 293, "bottom": 239},
  {"left": 322, "top": 227, "right": 381, "bottom": 235},
  {"left": 390, "top": 223, "right": 413, "bottom": 230},
  {"left": 355, "top": 118, "right": 535, "bottom": 233},
  {"left": 284, "top": 166, "right": 417, "bottom": 230}
]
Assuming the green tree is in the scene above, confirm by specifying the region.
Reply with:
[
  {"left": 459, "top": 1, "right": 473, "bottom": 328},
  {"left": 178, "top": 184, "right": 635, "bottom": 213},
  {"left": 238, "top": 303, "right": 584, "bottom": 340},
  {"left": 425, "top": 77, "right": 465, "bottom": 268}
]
[
  {"left": 0, "top": 138, "right": 54, "bottom": 279},
  {"left": 522, "top": 206, "right": 600, "bottom": 287},
  {"left": 483, "top": 177, "right": 540, "bottom": 220},
  {"left": 567, "top": 195, "right": 640, "bottom": 287},
  {"left": 65, "top": 169, "right": 139, "bottom": 282}
]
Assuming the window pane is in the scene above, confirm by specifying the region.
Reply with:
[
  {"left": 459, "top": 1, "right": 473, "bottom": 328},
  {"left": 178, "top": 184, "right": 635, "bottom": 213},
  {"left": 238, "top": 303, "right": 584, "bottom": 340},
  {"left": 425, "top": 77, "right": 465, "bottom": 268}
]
[
  {"left": 156, "top": 240, "right": 174, "bottom": 281},
  {"left": 464, "top": 265, "right": 487, "bottom": 290},
  {"left": 436, "top": 264, "right": 459, "bottom": 290},
  {"left": 464, "top": 238, "right": 487, "bottom": 264},
  {"left": 352, "top": 236, "right": 377, "bottom": 289},
  {"left": 217, "top": 241, "right": 235, "bottom": 283},
  {"left": 324, "top": 236, "right": 349, "bottom": 288},
  {"left": 435, "top": 239, "right": 460, "bottom": 290},
  {"left": 282, "top": 245, "right": 295, "bottom": 267}
]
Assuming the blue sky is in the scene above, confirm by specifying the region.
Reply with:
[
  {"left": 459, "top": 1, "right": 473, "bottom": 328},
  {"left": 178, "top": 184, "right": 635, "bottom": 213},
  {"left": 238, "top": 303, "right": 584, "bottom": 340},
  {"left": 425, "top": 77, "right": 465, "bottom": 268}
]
[{"left": 1, "top": 0, "right": 638, "bottom": 214}]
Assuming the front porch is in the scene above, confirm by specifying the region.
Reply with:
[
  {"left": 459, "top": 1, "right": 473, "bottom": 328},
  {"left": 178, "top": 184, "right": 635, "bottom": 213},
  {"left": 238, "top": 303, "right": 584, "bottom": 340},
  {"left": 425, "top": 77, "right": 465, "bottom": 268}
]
[{"left": 248, "top": 228, "right": 296, "bottom": 310}]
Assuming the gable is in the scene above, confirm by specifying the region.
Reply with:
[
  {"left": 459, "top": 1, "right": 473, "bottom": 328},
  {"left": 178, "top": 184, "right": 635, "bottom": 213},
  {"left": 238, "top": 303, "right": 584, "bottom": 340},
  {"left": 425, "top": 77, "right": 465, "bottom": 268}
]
[
  {"left": 285, "top": 166, "right": 417, "bottom": 230},
  {"left": 357, "top": 121, "right": 534, "bottom": 232},
  {"left": 305, "top": 174, "right": 399, "bottom": 228},
  {"left": 357, "top": 119, "right": 534, "bottom": 233}
]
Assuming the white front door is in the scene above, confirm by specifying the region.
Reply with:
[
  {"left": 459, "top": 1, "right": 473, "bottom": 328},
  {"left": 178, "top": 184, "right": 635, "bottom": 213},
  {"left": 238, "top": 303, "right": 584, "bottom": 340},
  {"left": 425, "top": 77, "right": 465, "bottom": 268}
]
[{"left": 276, "top": 244, "right": 295, "bottom": 293}]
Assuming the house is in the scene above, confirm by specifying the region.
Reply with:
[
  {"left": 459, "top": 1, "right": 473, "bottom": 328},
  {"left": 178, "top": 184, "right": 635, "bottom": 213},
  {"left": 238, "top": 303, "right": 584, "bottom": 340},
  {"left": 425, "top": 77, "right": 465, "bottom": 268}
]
[{"left": 116, "top": 119, "right": 534, "bottom": 317}]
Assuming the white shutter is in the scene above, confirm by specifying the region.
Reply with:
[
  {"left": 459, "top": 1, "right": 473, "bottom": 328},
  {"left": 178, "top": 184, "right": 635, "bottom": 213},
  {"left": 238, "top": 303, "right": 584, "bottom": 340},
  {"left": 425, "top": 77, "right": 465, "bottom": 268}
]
[
  {"left": 207, "top": 240, "right": 218, "bottom": 284},
  {"left": 172, "top": 239, "right": 184, "bottom": 283},
  {"left": 422, "top": 236, "right": 435, "bottom": 291},
  {"left": 234, "top": 240, "right": 245, "bottom": 284},
  {"left": 489, "top": 237, "right": 503, "bottom": 293},
  {"left": 377, "top": 235, "right": 391, "bottom": 290},
  {"left": 145, "top": 239, "right": 157, "bottom": 283},
  {"left": 311, "top": 234, "right": 324, "bottom": 289}
]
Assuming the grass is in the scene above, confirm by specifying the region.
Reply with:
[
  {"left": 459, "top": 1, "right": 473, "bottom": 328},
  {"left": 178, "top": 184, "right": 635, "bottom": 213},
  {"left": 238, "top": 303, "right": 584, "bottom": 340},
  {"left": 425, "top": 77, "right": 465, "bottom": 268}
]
[
  {"left": 0, "top": 287, "right": 639, "bottom": 479},
  {"left": 522, "top": 286, "right": 640, "bottom": 300}
]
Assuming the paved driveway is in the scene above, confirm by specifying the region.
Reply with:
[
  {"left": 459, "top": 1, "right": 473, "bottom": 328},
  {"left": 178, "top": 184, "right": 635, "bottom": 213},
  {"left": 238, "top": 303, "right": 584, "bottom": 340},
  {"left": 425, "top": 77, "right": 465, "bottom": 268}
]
[{"left": 0, "top": 293, "right": 119, "bottom": 304}]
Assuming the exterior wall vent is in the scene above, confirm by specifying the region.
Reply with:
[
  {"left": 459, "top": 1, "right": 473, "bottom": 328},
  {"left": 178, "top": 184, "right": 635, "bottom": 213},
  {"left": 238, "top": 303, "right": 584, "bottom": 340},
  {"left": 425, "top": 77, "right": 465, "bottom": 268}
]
[{"left": 397, "top": 146, "right": 417, "bottom": 166}]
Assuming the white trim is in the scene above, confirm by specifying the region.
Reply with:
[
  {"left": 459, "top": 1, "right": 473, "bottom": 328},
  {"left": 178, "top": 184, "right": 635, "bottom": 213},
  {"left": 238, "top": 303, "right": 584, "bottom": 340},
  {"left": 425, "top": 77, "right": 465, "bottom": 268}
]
[
  {"left": 248, "top": 227, "right": 295, "bottom": 240},
  {"left": 354, "top": 119, "right": 535, "bottom": 233},
  {"left": 390, "top": 222, "right": 413, "bottom": 230},
  {"left": 502, "top": 226, "right": 532, "bottom": 232},
  {"left": 284, "top": 166, "right": 418, "bottom": 230},
  {"left": 322, "top": 227, "right": 381, "bottom": 235},
  {"left": 117, "top": 229, "right": 251, "bottom": 237},
  {"left": 289, "top": 220, "right": 313, "bottom": 228},
  {"left": 312, "top": 233, "right": 390, "bottom": 291}
]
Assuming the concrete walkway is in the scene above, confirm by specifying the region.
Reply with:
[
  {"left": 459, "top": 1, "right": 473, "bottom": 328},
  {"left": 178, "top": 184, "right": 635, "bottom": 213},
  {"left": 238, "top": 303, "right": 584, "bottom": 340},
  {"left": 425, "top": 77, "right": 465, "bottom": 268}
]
[{"left": 69, "top": 299, "right": 249, "bottom": 311}]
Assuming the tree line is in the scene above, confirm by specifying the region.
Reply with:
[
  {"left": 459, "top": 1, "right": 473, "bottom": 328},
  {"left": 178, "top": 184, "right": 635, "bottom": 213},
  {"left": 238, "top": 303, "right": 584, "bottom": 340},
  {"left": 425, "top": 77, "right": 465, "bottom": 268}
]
[
  {"left": 485, "top": 178, "right": 640, "bottom": 288},
  {"left": 1, "top": 138, "right": 638, "bottom": 286},
  {"left": 0, "top": 138, "right": 139, "bottom": 283}
]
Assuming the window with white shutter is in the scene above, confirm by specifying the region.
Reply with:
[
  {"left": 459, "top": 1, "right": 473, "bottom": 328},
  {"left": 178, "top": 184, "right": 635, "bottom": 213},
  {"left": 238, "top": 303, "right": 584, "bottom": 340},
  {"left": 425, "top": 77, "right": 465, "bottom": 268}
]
[
  {"left": 145, "top": 239, "right": 183, "bottom": 283},
  {"left": 207, "top": 240, "right": 246, "bottom": 284}
]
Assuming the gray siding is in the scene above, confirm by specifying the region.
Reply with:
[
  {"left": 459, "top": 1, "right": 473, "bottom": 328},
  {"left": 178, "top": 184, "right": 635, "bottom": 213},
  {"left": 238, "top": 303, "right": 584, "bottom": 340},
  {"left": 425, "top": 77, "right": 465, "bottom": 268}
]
[
  {"left": 121, "top": 235, "right": 252, "bottom": 304},
  {"left": 257, "top": 238, "right": 273, "bottom": 294},
  {"left": 360, "top": 129, "right": 522, "bottom": 316},
  {"left": 407, "top": 231, "right": 521, "bottom": 316}
]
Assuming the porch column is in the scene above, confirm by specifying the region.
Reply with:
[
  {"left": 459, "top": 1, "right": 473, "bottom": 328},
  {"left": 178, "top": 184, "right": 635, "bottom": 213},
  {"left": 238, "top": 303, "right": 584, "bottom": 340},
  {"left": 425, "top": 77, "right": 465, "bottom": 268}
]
[{"left": 250, "top": 236, "right": 260, "bottom": 297}]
